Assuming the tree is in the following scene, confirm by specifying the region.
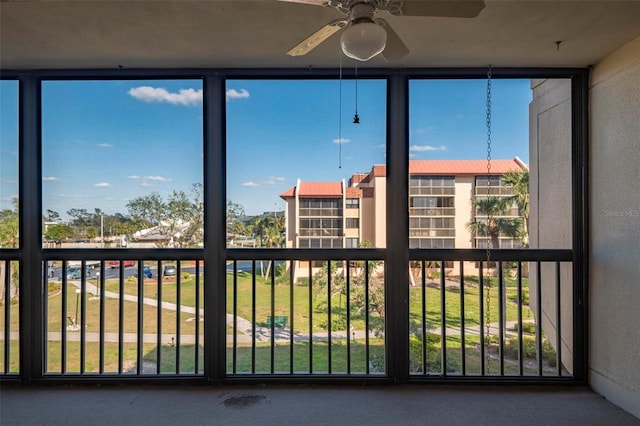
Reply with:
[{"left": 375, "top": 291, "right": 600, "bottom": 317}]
[
  {"left": 44, "top": 224, "right": 74, "bottom": 241},
  {"left": 466, "top": 196, "right": 523, "bottom": 249},
  {"left": 126, "top": 184, "right": 203, "bottom": 248},
  {"left": 0, "top": 198, "right": 19, "bottom": 303},
  {"left": 0, "top": 198, "right": 19, "bottom": 248},
  {"left": 502, "top": 170, "right": 529, "bottom": 246},
  {"left": 226, "top": 201, "right": 245, "bottom": 234},
  {"left": 45, "top": 209, "right": 61, "bottom": 222}
]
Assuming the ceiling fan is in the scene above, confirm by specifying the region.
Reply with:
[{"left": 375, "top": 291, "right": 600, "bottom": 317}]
[{"left": 281, "top": 0, "right": 485, "bottom": 62}]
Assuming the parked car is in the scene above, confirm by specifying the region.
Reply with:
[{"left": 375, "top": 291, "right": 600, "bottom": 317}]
[
  {"left": 163, "top": 265, "right": 176, "bottom": 277},
  {"left": 134, "top": 265, "right": 153, "bottom": 279},
  {"left": 66, "top": 267, "right": 89, "bottom": 279},
  {"left": 108, "top": 260, "right": 136, "bottom": 268}
]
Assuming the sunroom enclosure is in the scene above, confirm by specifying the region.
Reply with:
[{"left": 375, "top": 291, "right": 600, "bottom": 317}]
[{"left": 0, "top": 68, "right": 588, "bottom": 384}]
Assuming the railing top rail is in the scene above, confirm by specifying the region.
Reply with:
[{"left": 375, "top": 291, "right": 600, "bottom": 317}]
[
  {"left": 42, "top": 248, "right": 204, "bottom": 261},
  {"left": 34, "top": 247, "right": 573, "bottom": 262},
  {"left": 409, "top": 248, "right": 572, "bottom": 262}
]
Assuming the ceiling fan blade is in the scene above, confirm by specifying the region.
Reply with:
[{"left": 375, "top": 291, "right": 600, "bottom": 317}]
[
  {"left": 376, "top": 19, "right": 409, "bottom": 62},
  {"left": 392, "top": 1, "right": 485, "bottom": 18},
  {"left": 287, "top": 19, "right": 347, "bottom": 57},
  {"left": 278, "top": 0, "right": 330, "bottom": 6}
]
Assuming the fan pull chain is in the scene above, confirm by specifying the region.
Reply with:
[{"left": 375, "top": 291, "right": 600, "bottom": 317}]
[{"left": 353, "top": 61, "right": 360, "bottom": 124}]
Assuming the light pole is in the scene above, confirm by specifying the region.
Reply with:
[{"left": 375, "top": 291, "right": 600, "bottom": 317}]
[
  {"left": 74, "top": 288, "right": 81, "bottom": 326},
  {"left": 67, "top": 288, "right": 81, "bottom": 331}
]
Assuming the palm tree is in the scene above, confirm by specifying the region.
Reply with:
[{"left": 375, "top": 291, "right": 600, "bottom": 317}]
[
  {"left": 467, "top": 196, "right": 524, "bottom": 250},
  {"left": 502, "top": 170, "right": 529, "bottom": 246}
]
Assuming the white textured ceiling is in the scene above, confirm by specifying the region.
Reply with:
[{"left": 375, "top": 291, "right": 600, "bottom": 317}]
[{"left": 1, "top": 1, "right": 640, "bottom": 70}]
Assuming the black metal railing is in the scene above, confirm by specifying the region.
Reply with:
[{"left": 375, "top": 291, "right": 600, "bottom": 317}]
[
  {"left": 41, "top": 251, "right": 204, "bottom": 377},
  {"left": 1, "top": 247, "right": 574, "bottom": 382},
  {"left": 408, "top": 249, "right": 573, "bottom": 381},
  {"left": 225, "top": 258, "right": 385, "bottom": 376}
]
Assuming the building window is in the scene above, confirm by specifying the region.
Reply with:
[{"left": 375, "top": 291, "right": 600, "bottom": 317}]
[
  {"left": 345, "top": 198, "right": 359, "bottom": 209},
  {"left": 345, "top": 237, "right": 359, "bottom": 248},
  {"left": 346, "top": 218, "right": 359, "bottom": 228}
]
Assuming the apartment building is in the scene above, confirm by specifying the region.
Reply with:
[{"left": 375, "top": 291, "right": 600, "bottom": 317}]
[{"left": 281, "top": 158, "right": 527, "bottom": 276}]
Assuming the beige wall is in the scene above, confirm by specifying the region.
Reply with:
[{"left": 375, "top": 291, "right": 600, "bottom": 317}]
[
  {"left": 529, "top": 76, "right": 574, "bottom": 375},
  {"left": 454, "top": 176, "right": 474, "bottom": 249},
  {"left": 373, "top": 176, "right": 387, "bottom": 248},
  {"left": 589, "top": 35, "right": 640, "bottom": 418}
]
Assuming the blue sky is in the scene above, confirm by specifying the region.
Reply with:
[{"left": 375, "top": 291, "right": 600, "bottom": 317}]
[{"left": 0, "top": 77, "right": 530, "bottom": 218}]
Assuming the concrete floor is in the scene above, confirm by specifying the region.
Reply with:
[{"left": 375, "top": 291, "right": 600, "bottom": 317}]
[{"left": 1, "top": 385, "right": 638, "bottom": 425}]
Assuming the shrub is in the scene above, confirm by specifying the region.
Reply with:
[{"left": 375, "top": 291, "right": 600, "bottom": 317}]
[
  {"left": 318, "top": 316, "right": 346, "bottom": 331},
  {"left": 181, "top": 272, "right": 191, "bottom": 280}
]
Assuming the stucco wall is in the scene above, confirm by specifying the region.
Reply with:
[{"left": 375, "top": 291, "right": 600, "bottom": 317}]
[
  {"left": 529, "top": 77, "right": 574, "bottom": 375},
  {"left": 454, "top": 176, "right": 474, "bottom": 249},
  {"left": 589, "top": 36, "right": 640, "bottom": 418}
]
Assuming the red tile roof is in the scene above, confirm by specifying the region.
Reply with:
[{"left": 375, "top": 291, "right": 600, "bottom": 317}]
[
  {"left": 409, "top": 159, "right": 524, "bottom": 175},
  {"left": 345, "top": 187, "right": 362, "bottom": 198},
  {"left": 300, "top": 181, "right": 342, "bottom": 196},
  {"left": 280, "top": 182, "right": 343, "bottom": 199},
  {"left": 281, "top": 159, "right": 525, "bottom": 198},
  {"left": 280, "top": 187, "right": 295, "bottom": 198}
]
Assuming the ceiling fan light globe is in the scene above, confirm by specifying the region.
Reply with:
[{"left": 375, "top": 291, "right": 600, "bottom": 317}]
[{"left": 340, "top": 21, "right": 387, "bottom": 61}]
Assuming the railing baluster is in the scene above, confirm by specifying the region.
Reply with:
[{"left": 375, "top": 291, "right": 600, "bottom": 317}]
[
  {"left": 176, "top": 261, "right": 181, "bottom": 374},
  {"left": 80, "top": 261, "right": 86, "bottom": 374},
  {"left": 156, "top": 261, "right": 162, "bottom": 375},
  {"left": 3, "top": 260, "right": 10, "bottom": 373},
  {"left": 61, "top": 260, "right": 68, "bottom": 375},
  {"left": 118, "top": 261, "right": 125, "bottom": 374},
  {"left": 137, "top": 259, "right": 144, "bottom": 376},
  {"left": 556, "top": 261, "right": 562, "bottom": 376},
  {"left": 194, "top": 260, "right": 200, "bottom": 374},
  {"left": 251, "top": 260, "right": 256, "bottom": 374},
  {"left": 270, "top": 260, "right": 275, "bottom": 374},
  {"left": 327, "top": 261, "right": 332, "bottom": 374},
  {"left": 479, "top": 261, "right": 485, "bottom": 376},
  {"left": 498, "top": 261, "right": 504, "bottom": 376},
  {"left": 346, "top": 261, "right": 351, "bottom": 374},
  {"left": 289, "top": 260, "right": 294, "bottom": 375},
  {"left": 440, "top": 261, "right": 446, "bottom": 376},
  {"left": 365, "top": 260, "right": 370, "bottom": 375},
  {"left": 517, "top": 261, "right": 523, "bottom": 376},
  {"left": 308, "top": 261, "right": 313, "bottom": 374},
  {"left": 232, "top": 260, "right": 238, "bottom": 374},
  {"left": 99, "top": 261, "right": 106, "bottom": 375},
  {"left": 536, "top": 261, "right": 543, "bottom": 376},
  {"left": 460, "top": 261, "right": 466, "bottom": 376},
  {"left": 421, "top": 260, "right": 427, "bottom": 376}
]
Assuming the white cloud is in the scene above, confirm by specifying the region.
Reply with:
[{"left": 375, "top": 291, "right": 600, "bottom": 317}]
[
  {"left": 58, "top": 193, "right": 89, "bottom": 199},
  {"left": 263, "top": 176, "right": 285, "bottom": 185},
  {"left": 128, "top": 175, "right": 171, "bottom": 185},
  {"left": 242, "top": 182, "right": 260, "bottom": 187},
  {"left": 94, "top": 182, "right": 111, "bottom": 187},
  {"left": 226, "top": 88, "right": 250, "bottom": 101},
  {"left": 145, "top": 176, "right": 172, "bottom": 182},
  {"left": 333, "top": 138, "right": 350, "bottom": 144},
  {"left": 409, "top": 144, "right": 448, "bottom": 152},
  {"left": 97, "top": 143, "right": 113, "bottom": 148},
  {"left": 128, "top": 86, "right": 202, "bottom": 106},
  {"left": 42, "top": 176, "right": 59, "bottom": 182}
]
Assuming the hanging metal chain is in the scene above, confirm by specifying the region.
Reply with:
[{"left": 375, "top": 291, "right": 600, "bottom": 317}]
[
  {"left": 484, "top": 65, "right": 493, "bottom": 373},
  {"left": 485, "top": 65, "right": 493, "bottom": 257}
]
